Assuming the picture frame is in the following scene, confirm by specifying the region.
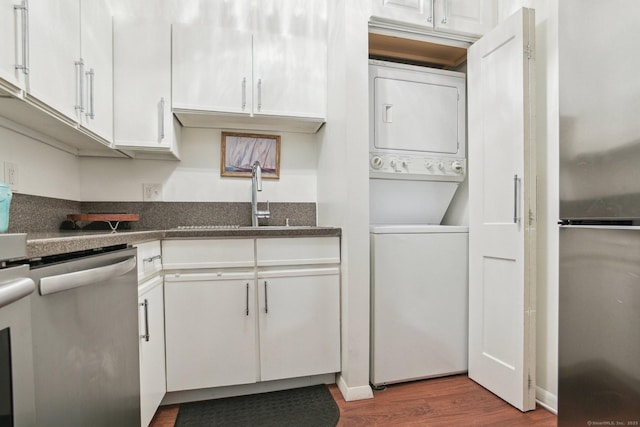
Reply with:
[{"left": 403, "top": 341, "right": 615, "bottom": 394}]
[{"left": 221, "top": 132, "right": 281, "bottom": 179}]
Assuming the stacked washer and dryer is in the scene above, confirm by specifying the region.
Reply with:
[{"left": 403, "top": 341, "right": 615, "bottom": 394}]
[{"left": 369, "top": 60, "right": 469, "bottom": 386}]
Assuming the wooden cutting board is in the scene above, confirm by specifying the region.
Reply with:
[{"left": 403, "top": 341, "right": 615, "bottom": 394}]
[{"left": 67, "top": 214, "right": 140, "bottom": 222}]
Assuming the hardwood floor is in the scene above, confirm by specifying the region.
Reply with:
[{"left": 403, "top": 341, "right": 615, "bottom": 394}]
[{"left": 149, "top": 375, "right": 557, "bottom": 426}]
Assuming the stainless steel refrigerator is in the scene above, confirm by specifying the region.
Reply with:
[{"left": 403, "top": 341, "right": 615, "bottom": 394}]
[{"left": 559, "top": 1, "right": 640, "bottom": 425}]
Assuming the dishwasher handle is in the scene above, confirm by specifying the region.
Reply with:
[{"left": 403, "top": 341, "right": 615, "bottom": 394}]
[{"left": 39, "top": 256, "right": 136, "bottom": 296}]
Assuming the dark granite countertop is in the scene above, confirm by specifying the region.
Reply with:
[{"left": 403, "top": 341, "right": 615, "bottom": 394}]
[{"left": 25, "top": 227, "right": 342, "bottom": 259}]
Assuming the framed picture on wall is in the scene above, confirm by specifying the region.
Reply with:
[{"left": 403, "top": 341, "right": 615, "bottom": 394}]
[{"left": 221, "top": 132, "right": 281, "bottom": 179}]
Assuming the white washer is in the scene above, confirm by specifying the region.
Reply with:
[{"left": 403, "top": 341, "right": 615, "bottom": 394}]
[{"left": 370, "top": 224, "right": 469, "bottom": 386}]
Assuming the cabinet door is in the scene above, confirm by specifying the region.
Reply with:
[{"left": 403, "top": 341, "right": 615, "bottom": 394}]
[
  {"left": 164, "top": 276, "right": 257, "bottom": 391},
  {"left": 26, "top": 0, "right": 80, "bottom": 123},
  {"left": 0, "top": 0, "right": 26, "bottom": 95},
  {"left": 258, "top": 270, "right": 340, "bottom": 381},
  {"left": 253, "top": 0, "right": 327, "bottom": 119},
  {"left": 114, "top": 19, "right": 173, "bottom": 150},
  {"left": 139, "top": 278, "right": 166, "bottom": 427},
  {"left": 79, "top": 0, "right": 113, "bottom": 143},
  {"left": 172, "top": 23, "right": 252, "bottom": 115},
  {"left": 370, "top": 0, "right": 435, "bottom": 27},
  {"left": 434, "top": 0, "right": 497, "bottom": 37}
]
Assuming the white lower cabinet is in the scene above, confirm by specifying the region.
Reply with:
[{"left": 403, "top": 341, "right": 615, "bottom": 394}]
[
  {"left": 258, "top": 268, "right": 341, "bottom": 381},
  {"left": 164, "top": 271, "right": 258, "bottom": 392},
  {"left": 138, "top": 276, "right": 166, "bottom": 427},
  {"left": 162, "top": 237, "right": 341, "bottom": 393}
]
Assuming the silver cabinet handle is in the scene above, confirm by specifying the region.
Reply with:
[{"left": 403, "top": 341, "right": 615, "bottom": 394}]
[
  {"left": 39, "top": 256, "right": 136, "bottom": 296},
  {"left": 85, "top": 68, "right": 95, "bottom": 119},
  {"left": 159, "top": 97, "right": 165, "bottom": 141},
  {"left": 14, "top": 0, "right": 29, "bottom": 74},
  {"left": 245, "top": 282, "right": 249, "bottom": 316},
  {"left": 257, "top": 78, "right": 262, "bottom": 112},
  {"left": 427, "top": 0, "right": 433, "bottom": 23},
  {"left": 514, "top": 174, "right": 521, "bottom": 224},
  {"left": 140, "top": 298, "right": 150, "bottom": 342},
  {"left": 0, "top": 277, "right": 35, "bottom": 309},
  {"left": 441, "top": 0, "right": 448, "bottom": 24},
  {"left": 241, "top": 77, "right": 247, "bottom": 111},
  {"left": 75, "top": 59, "right": 84, "bottom": 113},
  {"left": 143, "top": 254, "right": 161, "bottom": 263},
  {"left": 264, "top": 280, "right": 268, "bottom": 313}
]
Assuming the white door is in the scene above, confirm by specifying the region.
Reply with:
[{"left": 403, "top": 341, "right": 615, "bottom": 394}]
[
  {"left": 0, "top": 0, "right": 26, "bottom": 95},
  {"left": 113, "top": 19, "right": 172, "bottom": 150},
  {"left": 79, "top": 0, "right": 113, "bottom": 144},
  {"left": 26, "top": 0, "right": 80, "bottom": 123},
  {"left": 434, "top": 0, "right": 498, "bottom": 37},
  {"left": 258, "top": 269, "right": 341, "bottom": 381},
  {"left": 370, "top": 0, "right": 435, "bottom": 28},
  {"left": 172, "top": 23, "right": 252, "bottom": 114},
  {"left": 467, "top": 7, "right": 536, "bottom": 412},
  {"left": 164, "top": 275, "right": 258, "bottom": 391}
]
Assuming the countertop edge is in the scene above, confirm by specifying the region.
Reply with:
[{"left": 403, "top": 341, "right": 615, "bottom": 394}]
[{"left": 25, "top": 228, "right": 342, "bottom": 259}]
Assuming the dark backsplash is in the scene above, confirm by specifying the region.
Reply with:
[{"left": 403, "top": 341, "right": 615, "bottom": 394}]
[{"left": 8, "top": 193, "right": 317, "bottom": 233}]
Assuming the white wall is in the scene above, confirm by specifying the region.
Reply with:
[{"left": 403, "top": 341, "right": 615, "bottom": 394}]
[
  {"left": 500, "top": 0, "right": 559, "bottom": 412},
  {"left": 0, "top": 123, "right": 81, "bottom": 200},
  {"left": 316, "top": 0, "right": 373, "bottom": 401},
  {"left": 79, "top": 127, "right": 318, "bottom": 202}
]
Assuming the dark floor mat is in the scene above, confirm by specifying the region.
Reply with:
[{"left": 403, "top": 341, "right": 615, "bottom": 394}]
[{"left": 174, "top": 384, "right": 340, "bottom": 427}]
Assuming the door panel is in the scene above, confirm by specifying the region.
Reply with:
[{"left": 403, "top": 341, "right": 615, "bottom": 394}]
[{"left": 468, "top": 7, "right": 536, "bottom": 412}]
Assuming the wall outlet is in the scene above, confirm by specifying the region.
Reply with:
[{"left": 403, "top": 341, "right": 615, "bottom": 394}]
[
  {"left": 3, "top": 161, "right": 19, "bottom": 191},
  {"left": 143, "top": 183, "right": 163, "bottom": 201}
]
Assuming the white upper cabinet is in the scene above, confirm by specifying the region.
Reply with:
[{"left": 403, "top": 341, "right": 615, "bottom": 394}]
[
  {"left": 0, "top": 0, "right": 27, "bottom": 95},
  {"left": 172, "top": 25, "right": 252, "bottom": 115},
  {"left": 172, "top": 0, "right": 327, "bottom": 133},
  {"left": 371, "top": 0, "right": 497, "bottom": 38},
  {"left": 78, "top": 0, "right": 113, "bottom": 144},
  {"left": 113, "top": 18, "right": 180, "bottom": 159},
  {"left": 26, "top": 0, "right": 80, "bottom": 124}
]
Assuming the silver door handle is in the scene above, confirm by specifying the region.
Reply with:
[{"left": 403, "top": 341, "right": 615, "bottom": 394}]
[
  {"left": 0, "top": 277, "right": 35, "bottom": 309},
  {"left": 246, "top": 282, "right": 249, "bottom": 316},
  {"left": 140, "top": 298, "right": 150, "bottom": 341},
  {"left": 143, "top": 254, "right": 161, "bottom": 263},
  {"left": 427, "top": 0, "right": 433, "bottom": 22},
  {"left": 514, "top": 174, "right": 521, "bottom": 224},
  {"left": 75, "top": 59, "right": 85, "bottom": 113},
  {"left": 264, "top": 280, "right": 268, "bottom": 313},
  {"left": 85, "top": 68, "right": 95, "bottom": 119},
  {"left": 241, "top": 77, "right": 247, "bottom": 111},
  {"left": 441, "top": 0, "right": 448, "bottom": 24},
  {"left": 39, "top": 256, "right": 136, "bottom": 296},
  {"left": 159, "top": 97, "right": 165, "bottom": 141},
  {"left": 14, "top": 0, "right": 29, "bottom": 74},
  {"left": 257, "top": 78, "right": 262, "bottom": 112}
]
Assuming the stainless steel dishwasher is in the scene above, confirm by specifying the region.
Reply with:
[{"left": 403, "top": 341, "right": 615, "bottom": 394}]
[{"left": 28, "top": 245, "right": 140, "bottom": 427}]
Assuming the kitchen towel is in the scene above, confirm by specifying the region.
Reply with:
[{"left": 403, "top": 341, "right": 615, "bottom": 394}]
[{"left": 174, "top": 384, "right": 339, "bottom": 427}]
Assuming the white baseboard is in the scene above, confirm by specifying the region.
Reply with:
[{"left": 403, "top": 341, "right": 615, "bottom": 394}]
[
  {"left": 336, "top": 374, "right": 374, "bottom": 401},
  {"left": 536, "top": 386, "right": 558, "bottom": 414}
]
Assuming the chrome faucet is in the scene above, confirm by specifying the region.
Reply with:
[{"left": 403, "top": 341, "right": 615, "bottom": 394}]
[{"left": 251, "top": 160, "right": 270, "bottom": 226}]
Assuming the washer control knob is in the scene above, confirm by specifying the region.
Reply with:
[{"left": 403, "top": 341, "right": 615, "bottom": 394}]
[
  {"left": 425, "top": 160, "right": 433, "bottom": 169},
  {"left": 451, "top": 160, "right": 464, "bottom": 173},
  {"left": 390, "top": 159, "right": 397, "bottom": 170},
  {"left": 370, "top": 155, "right": 383, "bottom": 169},
  {"left": 401, "top": 159, "right": 409, "bottom": 170},
  {"left": 437, "top": 161, "right": 445, "bottom": 170}
]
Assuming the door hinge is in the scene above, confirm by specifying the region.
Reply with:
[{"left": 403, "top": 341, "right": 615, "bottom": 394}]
[
  {"left": 528, "top": 374, "right": 532, "bottom": 389},
  {"left": 525, "top": 44, "right": 533, "bottom": 60},
  {"left": 528, "top": 208, "right": 534, "bottom": 225}
]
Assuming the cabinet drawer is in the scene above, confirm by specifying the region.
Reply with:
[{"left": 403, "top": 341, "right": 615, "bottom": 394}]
[
  {"left": 162, "top": 239, "right": 254, "bottom": 269},
  {"left": 135, "top": 240, "right": 162, "bottom": 282},
  {"left": 256, "top": 237, "right": 340, "bottom": 266}
]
